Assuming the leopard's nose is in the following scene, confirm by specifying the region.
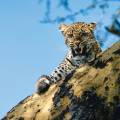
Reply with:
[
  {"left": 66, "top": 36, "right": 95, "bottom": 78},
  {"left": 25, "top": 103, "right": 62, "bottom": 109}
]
[{"left": 69, "top": 39, "right": 74, "bottom": 43}]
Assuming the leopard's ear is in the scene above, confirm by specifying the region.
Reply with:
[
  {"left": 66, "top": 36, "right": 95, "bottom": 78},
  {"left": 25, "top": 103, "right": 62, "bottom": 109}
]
[
  {"left": 59, "top": 24, "right": 68, "bottom": 32},
  {"left": 89, "top": 23, "right": 96, "bottom": 30}
]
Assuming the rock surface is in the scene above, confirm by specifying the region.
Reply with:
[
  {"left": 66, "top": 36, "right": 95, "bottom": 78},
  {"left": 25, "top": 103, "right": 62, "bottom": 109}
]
[{"left": 2, "top": 41, "right": 120, "bottom": 120}]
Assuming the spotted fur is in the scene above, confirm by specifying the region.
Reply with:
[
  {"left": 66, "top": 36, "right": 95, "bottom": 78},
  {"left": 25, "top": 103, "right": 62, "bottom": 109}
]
[{"left": 36, "top": 22, "right": 101, "bottom": 94}]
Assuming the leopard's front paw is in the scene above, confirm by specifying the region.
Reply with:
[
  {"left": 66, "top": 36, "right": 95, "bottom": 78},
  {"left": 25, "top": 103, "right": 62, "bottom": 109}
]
[{"left": 36, "top": 75, "right": 50, "bottom": 94}]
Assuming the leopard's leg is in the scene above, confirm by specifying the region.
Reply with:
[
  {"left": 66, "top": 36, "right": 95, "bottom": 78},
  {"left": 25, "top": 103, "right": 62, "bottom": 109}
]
[
  {"left": 36, "top": 51, "right": 76, "bottom": 94},
  {"left": 87, "top": 51, "right": 96, "bottom": 63},
  {"left": 36, "top": 75, "right": 51, "bottom": 94}
]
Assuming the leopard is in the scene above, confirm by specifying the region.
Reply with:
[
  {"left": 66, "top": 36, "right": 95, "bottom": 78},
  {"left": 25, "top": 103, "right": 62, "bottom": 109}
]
[{"left": 36, "top": 22, "right": 102, "bottom": 94}]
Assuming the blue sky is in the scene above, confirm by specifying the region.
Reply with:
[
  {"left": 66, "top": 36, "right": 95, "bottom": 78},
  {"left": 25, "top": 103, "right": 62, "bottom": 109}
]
[{"left": 0, "top": 0, "right": 119, "bottom": 118}]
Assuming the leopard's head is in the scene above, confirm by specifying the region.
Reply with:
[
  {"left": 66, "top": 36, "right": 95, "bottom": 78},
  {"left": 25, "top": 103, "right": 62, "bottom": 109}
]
[{"left": 59, "top": 22, "right": 96, "bottom": 49}]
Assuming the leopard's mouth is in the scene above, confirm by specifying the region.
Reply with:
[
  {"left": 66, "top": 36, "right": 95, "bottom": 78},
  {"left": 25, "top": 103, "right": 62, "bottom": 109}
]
[{"left": 69, "top": 43, "right": 74, "bottom": 48}]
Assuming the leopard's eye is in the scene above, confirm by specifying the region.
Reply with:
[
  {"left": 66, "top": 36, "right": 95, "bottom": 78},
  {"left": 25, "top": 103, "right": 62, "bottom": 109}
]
[
  {"left": 75, "top": 39, "right": 80, "bottom": 41},
  {"left": 67, "top": 34, "right": 73, "bottom": 38},
  {"left": 75, "top": 39, "right": 80, "bottom": 43},
  {"left": 79, "top": 29, "right": 82, "bottom": 32},
  {"left": 82, "top": 32, "right": 88, "bottom": 36},
  {"left": 73, "top": 33, "right": 80, "bottom": 39}
]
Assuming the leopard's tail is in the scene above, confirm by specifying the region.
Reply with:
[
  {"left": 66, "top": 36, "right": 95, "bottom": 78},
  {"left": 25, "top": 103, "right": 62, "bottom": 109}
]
[{"left": 35, "top": 75, "right": 51, "bottom": 94}]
